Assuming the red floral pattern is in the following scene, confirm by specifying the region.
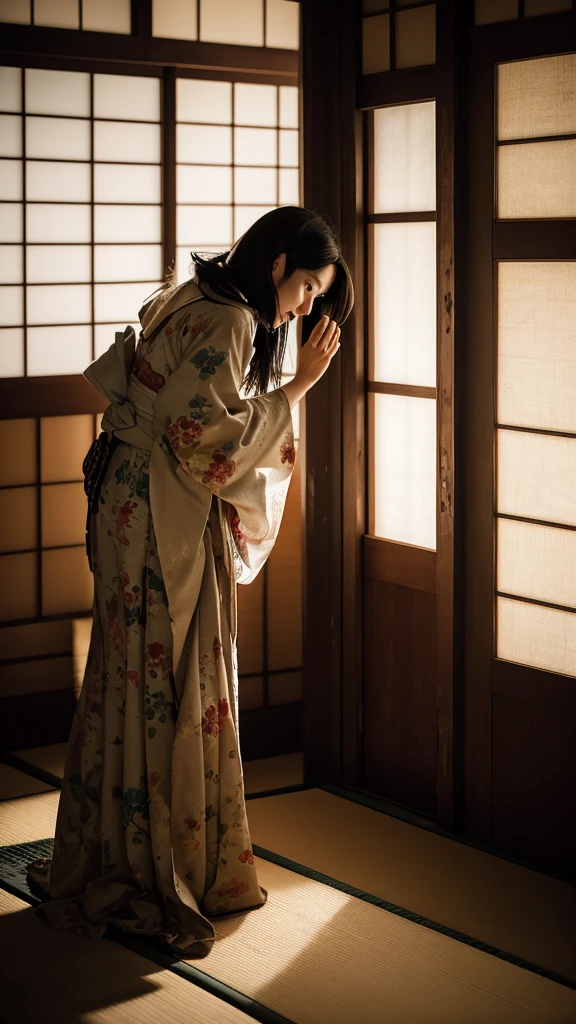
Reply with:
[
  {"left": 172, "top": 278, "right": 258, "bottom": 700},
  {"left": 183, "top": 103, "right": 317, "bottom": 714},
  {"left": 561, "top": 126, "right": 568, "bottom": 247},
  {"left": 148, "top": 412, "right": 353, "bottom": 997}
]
[
  {"left": 146, "top": 641, "right": 171, "bottom": 680},
  {"left": 110, "top": 500, "right": 137, "bottom": 546},
  {"left": 280, "top": 438, "right": 296, "bottom": 466},
  {"left": 133, "top": 353, "right": 165, "bottom": 393},
  {"left": 202, "top": 697, "right": 229, "bottom": 737},
  {"left": 202, "top": 449, "right": 236, "bottom": 491},
  {"left": 229, "top": 507, "right": 248, "bottom": 561},
  {"left": 239, "top": 848, "right": 254, "bottom": 865},
  {"left": 215, "top": 877, "right": 250, "bottom": 899},
  {"left": 167, "top": 416, "right": 203, "bottom": 457}
]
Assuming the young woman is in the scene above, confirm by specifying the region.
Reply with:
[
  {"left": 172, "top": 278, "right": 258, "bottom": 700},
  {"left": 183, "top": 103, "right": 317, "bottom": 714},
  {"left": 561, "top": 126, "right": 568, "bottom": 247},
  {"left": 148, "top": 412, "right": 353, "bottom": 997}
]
[{"left": 27, "top": 205, "right": 354, "bottom": 960}]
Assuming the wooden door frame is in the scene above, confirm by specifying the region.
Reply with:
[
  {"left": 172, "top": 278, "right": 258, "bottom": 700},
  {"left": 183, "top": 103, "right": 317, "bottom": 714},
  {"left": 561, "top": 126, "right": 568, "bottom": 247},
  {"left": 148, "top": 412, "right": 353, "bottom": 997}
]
[
  {"left": 465, "top": 8, "right": 576, "bottom": 841},
  {"left": 301, "top": 0, "right": 468, "bottom": 833}
]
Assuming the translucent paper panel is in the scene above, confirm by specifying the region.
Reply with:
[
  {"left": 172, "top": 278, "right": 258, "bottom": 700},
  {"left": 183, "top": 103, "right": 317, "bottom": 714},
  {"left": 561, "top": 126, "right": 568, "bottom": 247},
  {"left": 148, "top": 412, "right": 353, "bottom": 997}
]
[
  {"left": 497, "top": 519, "right": 576, "bottom": 609},
  {"left": 94, "top": 122, "right": 161, "bottom": 164},
  {"left": 176, "top": 125, "right": 232, "bottom": 164},
  {"left": 498, "top": 263, "right": 576, "bottom": 433},
  {"left": 26, "top": 245, "right": 91, "bottom": 283},
  {"left": 475, "top": 0, "right": 518, "bottom": 23},
  {"left": 498, "top": 55, "right": 576, "bottom": 142},
  {"left": 497, "top": 597, "right": 575, "bottom": 678},
  {"left": 0, "top": 67, "right": 22, "bottom": 111},
  {"left": 235, "top": 128, "right": 276, "bottom": 166},
  {"left": 0, "top": 244, "right": 23, "bottom": 282},
  {"left": 279, "top": 129, "right": 298, "bottom": 167},
  {"left": 0, "top": 419, "right": 36, "bottom": 485},
  {"left": 235, "top": 83, "right": 277, "bottom": 127},
  {"left": 177, "top": 165, "right": 232, "bottom": 204},
  {"left": 94, "top": 205, "right": 161, "bottom": 243},
  {"left": 24, "top": 203, "right": 85, "bottom": 245},
  {"left": 0, "top": 552, "right": 36, "bottom": 621},
  {"left": 234, "top": 167, "right": 276, "bottom": 204},
  {"left": 94, "top": 164, "right": 161, "bottom": 203},
  {"left": 497, "top": 429, "right": 576, "bottom": 527},
  {"left": 362, "top": 14, "right": 390, "bottom": 75},
  {"left": 0, "top": 485, "right": 36, "bottom": 553},
  {"left": 27, "top": 284, "right": 91, "bottom": 325},
  {"left": 0, "top": 115, "right": 22, "bottom": 157},
  {"left": 94, "top": 245, "right": 162, "bottom": 283},
  {"left": 94, "top": 321, "right": 139, "bottom": 358},
  {"left": 94, "top": 282, "right": 157, "bottom": 323},
  {"left": 176, "top": 79, "right": 231, "bottom": 124},
  {"left": 372, "top": 393, "right": 437, "bottom": 549},
  {"left": 93, "top": 75, "right": 161, "bottom": 123},
  {"left": 177, "top": 205, "right": 232, "bottom": 245},
  {"left": 266, "top": 0, "right": 299, "bottom": 50},
  {"left": 42, "top": 546, "right": 93, "bottom": 615},
  {"left": 41, "top": 415, "right": 94, "bottom": 481},
  {"left": 200, "top": 0, "right": 263, "bottom": 46},
  {"left": 373, "top": 102, "right": 435, "bottom": 214},
  {"left": 27, "top": 325, "right": 92, "bottom": 376},
  {"left": 372, "top": 222, "right": 436, "bottom": 386},
  {"left": 42, "top": 482, "right": 85, "bottom": 547},
  {"left": 279, "top": 168, "right": 299, "bottom": 205},
  {"left": 26, "top": 161, "right": 91, "bottom": 202},
  {"left": 153, "top": 0, "right": 198, "bottom": 40},
  {"left": 25, "top": 69, "right": 89, "bottom": 117},
  {"left": 82, "top": 0, "right": 131, "bottom": 34},
  {"left": 279, "top": 86, "right": 298, "bottom": 129},
  {"left": 0, "top": 159, "right": 23, "bottom": 200},
  {"left": 396, "top": 6, "right": 436, "bottom": 69},
  {"left": 26, "top": 117, "right": 90, "bottom": 160},
  {"left": 525, "top": 0, "right": 571, "bottom": 13},
  {"left": 0, "top": 203, "right": 23, "bottom": 242},
  {"left": 0, "top": 285, "right": 23, "bottom": 325},
  {"left": 34, "top": 0, "right": 79, "bottom": 28},
  {"left": 234, "top": 205, "right": 275, "bottom": 239},
  {"left": 0, "top": 327, "right": 24, "bottom": 376},
  {"left": 498, "top": 140, "right": 576, "bottom": 218}
]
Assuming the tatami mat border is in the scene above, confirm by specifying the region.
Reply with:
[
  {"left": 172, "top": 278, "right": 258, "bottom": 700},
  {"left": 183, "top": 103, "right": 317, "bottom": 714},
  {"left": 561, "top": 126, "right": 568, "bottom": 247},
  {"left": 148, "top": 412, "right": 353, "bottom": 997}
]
[
  {"left": 318, "top": 783, "right": 576, "bottom": 886},
  {"left": 0, "top": 844, "right": 296, "bottom": 1024}
]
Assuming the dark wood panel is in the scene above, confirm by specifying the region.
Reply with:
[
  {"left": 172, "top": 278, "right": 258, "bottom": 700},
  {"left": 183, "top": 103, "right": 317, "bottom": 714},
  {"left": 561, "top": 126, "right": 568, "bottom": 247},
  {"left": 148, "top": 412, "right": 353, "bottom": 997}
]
[
  {"left": 267, "top": 459, "right": 302, "bottom": 671},
  {"left": 0, "top": 687, "right": 76, "bottom": 750},
  {"left": 492, "top": 659, "right": 576, "bottom": 716},
  {"left": 0, "top": 24, "right": 299, "bottom": 76},
  {"left": 363, "top": 578, "right": 437, "bottom": 815},
  {"left": 359, "top": 65, "right": 437, "bottom": 110},
  {"left": 0, "top": 376, "right": 108, "bottom": 419},
  {"left": 239, "top": 702, "right": 303, "bottom": 761},
  {"left": 492, "top": 694, "right": 576, "bottom": 877},
  {"left": 493, "top": 220, "right": 576, "bottom": 261},
  {"left": 364, "top": 535, "right": 436, "bottom": 593},
  {"left": 367, "top": 382, "right": 436, "bottom": 399}
]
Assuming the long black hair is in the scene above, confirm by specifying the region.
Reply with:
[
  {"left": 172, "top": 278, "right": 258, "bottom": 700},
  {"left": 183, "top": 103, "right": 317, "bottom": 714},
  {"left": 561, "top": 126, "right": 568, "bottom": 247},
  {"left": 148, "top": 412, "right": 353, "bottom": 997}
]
[{"left": 189, "top": 206, "right": 354, "bottom": 396}]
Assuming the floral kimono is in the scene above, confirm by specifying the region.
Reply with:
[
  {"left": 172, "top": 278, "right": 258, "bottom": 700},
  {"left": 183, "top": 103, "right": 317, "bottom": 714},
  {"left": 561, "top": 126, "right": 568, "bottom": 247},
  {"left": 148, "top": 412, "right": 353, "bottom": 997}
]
[{"left": 27, "top": 274, "right": 296, "bottom": 959}]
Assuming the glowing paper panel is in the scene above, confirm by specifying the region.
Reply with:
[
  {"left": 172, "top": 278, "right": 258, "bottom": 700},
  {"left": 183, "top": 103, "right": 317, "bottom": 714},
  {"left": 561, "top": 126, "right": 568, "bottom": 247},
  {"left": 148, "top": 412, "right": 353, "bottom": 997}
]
[
  {"left": 25, "top": 116, "right": 90, "bottom": 160},
  {"left": 177, "top": 205, "right": 232, "bottom": 246},
  {"left": 41, "top": 415, "right": 94, "bottom": 481},
  {"left": 94, "top": 245, "right": 162, "bottom": 283},
  {"left": 279, "top": 129, "right": 298, "bottom": 167},
  {"left": 373, "top": 102, "right": 436, "bottom": 213},
  {"left": 25, "top": 69, "right": 89, "bottom": 117},
  {"left": 94, "top": 121, "right": 161, "bottom": 164},
  {"left": 93, "top": 74, "right": 161, "bottom": 122},
  {"left": 82, "top": 0, "right": 131, "bottom": 34},
  {"left": 34, "top": 0, "right": 79, "bottom": 28},
  {"left": 177, "top": 165, "right": 232, "bottom": 204},
  {"left": 0, "top": 419, "right": 36, "bottom": 485},
  {"left": 26, "top": 245, "right": 91, "bottom": 284},
  {"left": 279, "top": 86, "right": 298, "bottom": 129},
  {"left": 0, "top": 203, "right": 23, "bottom": 242},
  {"left": 176, "top": 124, "right": 232, "bottom": 164},
  {"left": 497, "top": 518, "right": 576, "bottom": 609},
  {"left": 27, "top": 284, "right": 91, "bottom": 325},
  {"left": 498, "top": 262, "right": 576, "bottom": 433},
  {"left": 266, "top": 0, "right": 299, "bottom": 50},
  {"left": 0, "top": 159, "right": 23, "bottom": 200},
  {"left": 498, "top": 140, "right": 576, "bottom": 218},
  {"left": 497, "top": 429, "right": 576, "bottom": 527},
  {"left": 176, "top": 79, "right": 231, "bottom": 124},
  {"left": 497, "top": 597, "right": 576, "bottom": 678},
  {"left": 372, "top": 392, "right": 437, "bottom": 549},
  {"left": 27, "top": 325, "right": 92, "bottom": 376},
  {"left": 94, "top": 282, "right": 157, "bottom": 323},
  {"left": 200, "top": 0, "right": 263, "bottom": 47},
  {"left": 234, "top": 83, "right": 277, "bottom": 127},
  {"left": 0, "top": 285, "right": 23, "bottom": 326},
  {"left": 26, "top": 161, "right": 91, "bottom": 202},
  {"left": 0, "top": 552, "right": 36, "bottom": 621},
  {"left": 94, "top": 322, "right": 139, "bottom": 358},
  {"left": 498, "top": 54, "right": 576, "bottom": 140},
  {"left": 0, "top": 327, "right": 24, "bottom": 376},
  {"left": 0, "top": 244, "right": 23, "bottom": 282},
  {"left": 0, "top": 115, "right": 22, "bottom": 157},
  {"left": 234, "top": 167, "right": 276, "bottom": 204},
  {"left": 42, "top": 546, "right": 94, "bottom": 615},
  {"left": 372, "top": 221, "right": 436, "bottom": 386},
  {"left": 279, "top": 168, "right": 299, "bottom": 205},
  {"left": 94, "top": 205, "right": 161, "bottom": 243},
  {"left": 27, "top": 203, "right": 91, "bottom": 244},
  {"left": 235, "top": 127, "right": 277, "bottom": 166},
  {"left": 0, "top": 67, "right": 22, "bottom": 111},
  {"left": 42, "top": 482, "right": 86, "bottom": 547},
  {"left": 362, "top": 14, "right": 390, "bottom": 75},
  {"left": 153, "top": 0, "right": 198, "bottom": 40},
  {"left": 94, "top": 163, "right": 161, "bottom": 204},
  {"left": 0, "top": 486, "right": 36, "bottom": 553}
]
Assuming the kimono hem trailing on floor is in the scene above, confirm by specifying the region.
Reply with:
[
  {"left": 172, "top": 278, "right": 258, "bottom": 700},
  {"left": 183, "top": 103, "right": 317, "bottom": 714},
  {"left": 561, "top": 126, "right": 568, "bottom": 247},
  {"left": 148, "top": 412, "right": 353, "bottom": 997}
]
[{"left": 27, "top": 275, "right": 296, "bottom": 959}]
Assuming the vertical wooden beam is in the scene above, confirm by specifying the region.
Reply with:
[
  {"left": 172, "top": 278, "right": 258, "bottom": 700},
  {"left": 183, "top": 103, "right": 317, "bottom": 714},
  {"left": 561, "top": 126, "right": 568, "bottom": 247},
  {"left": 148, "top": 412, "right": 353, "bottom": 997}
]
[
  {"left": 162, "top": 66, "right": 176, "bottom": 282},
  {"left": 301, "top": 0, "right": 359, "bottom": 785},
  {"left": 435, "top": 0, "right": 469, "bottom": 831}
]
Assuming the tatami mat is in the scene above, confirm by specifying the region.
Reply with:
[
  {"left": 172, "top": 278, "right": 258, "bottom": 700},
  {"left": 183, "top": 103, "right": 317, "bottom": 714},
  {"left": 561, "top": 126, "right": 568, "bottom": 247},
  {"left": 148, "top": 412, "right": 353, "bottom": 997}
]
[
  {"left": 0, "top": 790, "right": 59, "bottom": 845},
  {"left": 0, "top": 889, "right": 258, "bottom": 1024},
  {"left": 246, "top": 788, "right": 576, "bottom": 983},
  {"left": 9, "top": 743, "right": 68, "bottom": 783},
  {"left": 0, "top": 764, "right": 54, "bottom": 802}
]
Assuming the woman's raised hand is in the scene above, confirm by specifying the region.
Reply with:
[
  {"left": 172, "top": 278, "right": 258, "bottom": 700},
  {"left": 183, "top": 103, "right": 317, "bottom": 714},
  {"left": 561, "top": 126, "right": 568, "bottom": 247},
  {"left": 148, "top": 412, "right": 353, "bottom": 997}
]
[{"left": 279, "top": 315, "right": 341, "bottom": 411}]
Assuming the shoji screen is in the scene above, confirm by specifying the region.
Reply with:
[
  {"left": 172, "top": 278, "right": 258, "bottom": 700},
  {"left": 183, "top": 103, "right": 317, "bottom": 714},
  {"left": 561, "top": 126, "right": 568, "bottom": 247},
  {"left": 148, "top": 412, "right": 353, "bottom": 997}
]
[
  {"left": 495, "top": 53, "right": 576, "bottom": 678},
  {"left": 367, "top": 101, "right": 437, "bottom": 550}
]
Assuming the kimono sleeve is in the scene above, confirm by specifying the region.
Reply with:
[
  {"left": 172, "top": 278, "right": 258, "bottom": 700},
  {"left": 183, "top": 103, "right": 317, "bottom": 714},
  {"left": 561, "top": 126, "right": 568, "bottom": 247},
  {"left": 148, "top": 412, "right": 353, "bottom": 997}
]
[{"left": 152, "top": 304, "right": 296, "bottom": 582}]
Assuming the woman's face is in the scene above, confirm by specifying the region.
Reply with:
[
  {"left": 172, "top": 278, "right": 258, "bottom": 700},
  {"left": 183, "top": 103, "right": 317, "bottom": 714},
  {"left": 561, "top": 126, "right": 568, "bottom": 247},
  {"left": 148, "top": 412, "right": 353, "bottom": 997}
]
[{"left": 271, "top": 252, "right": 337, "bottom": 329}]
